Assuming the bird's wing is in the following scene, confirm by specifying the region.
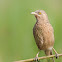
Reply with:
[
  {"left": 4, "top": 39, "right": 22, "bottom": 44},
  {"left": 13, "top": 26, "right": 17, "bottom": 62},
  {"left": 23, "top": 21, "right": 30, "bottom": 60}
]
[{"left": 33, "top": 25, "right": 44, "bottom": 50}]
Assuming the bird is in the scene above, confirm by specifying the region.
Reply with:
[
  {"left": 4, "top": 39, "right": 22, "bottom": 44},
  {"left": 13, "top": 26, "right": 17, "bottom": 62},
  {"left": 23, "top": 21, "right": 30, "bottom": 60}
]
[{"left": 31, "top": 10, "right": 58, "bottom": 62}]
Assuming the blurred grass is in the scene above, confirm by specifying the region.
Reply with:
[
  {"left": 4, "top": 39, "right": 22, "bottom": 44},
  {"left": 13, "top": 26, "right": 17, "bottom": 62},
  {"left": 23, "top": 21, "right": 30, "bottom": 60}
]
[{"left": 0, "top": 0, "right": 62, "bottom": 62}]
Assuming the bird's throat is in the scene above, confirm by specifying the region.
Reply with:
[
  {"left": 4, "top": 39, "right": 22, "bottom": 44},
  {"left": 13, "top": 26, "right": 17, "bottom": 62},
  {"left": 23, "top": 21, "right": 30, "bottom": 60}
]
[{"left": 36, "top": 17, "right": 49, "bottom": 25}]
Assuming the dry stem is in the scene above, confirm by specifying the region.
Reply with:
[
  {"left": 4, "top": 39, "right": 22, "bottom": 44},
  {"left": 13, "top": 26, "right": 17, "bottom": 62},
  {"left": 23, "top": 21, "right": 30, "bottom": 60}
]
[{"left": 14, "top": 54, "right": 62, "bottom": 62}]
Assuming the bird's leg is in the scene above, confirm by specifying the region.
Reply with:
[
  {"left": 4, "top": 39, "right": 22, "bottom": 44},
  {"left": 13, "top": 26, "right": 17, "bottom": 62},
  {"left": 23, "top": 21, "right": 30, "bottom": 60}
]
[
  {"left": 52, "top": 48, "right": 59, "bottom": 59},
  {"left": 34, "top": 52, "right": 39, "bottom": 62}
]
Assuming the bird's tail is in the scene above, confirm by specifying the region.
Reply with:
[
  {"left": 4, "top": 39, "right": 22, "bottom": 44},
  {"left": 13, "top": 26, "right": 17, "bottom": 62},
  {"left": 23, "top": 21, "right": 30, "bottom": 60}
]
[{"left": 45, "top": 50, "right": 55, "bottom": 62}]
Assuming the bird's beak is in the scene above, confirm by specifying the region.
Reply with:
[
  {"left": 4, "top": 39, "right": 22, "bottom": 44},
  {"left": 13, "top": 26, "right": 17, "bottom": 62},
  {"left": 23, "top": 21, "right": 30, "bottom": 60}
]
[
  {"left": 31, "top": 12, "right": 40, "bottom": 17},
  {"left": 31, "top": 12, "right": 37, "bottom": 15}
]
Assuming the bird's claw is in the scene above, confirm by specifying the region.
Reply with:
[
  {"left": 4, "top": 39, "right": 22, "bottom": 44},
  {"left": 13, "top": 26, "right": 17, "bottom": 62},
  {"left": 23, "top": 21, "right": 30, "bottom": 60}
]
[
  {"left": 55, "top": 53, "right": 59, "bottom": 59},
  {"left": 34, "top": 57, "right": 39, "bottom": 62}
]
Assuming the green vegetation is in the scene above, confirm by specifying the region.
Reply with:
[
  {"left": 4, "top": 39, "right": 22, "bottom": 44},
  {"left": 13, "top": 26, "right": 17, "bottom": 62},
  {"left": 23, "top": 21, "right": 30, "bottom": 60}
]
[{"left": 0, "top": 0, "right": 62, "bottom": 62}]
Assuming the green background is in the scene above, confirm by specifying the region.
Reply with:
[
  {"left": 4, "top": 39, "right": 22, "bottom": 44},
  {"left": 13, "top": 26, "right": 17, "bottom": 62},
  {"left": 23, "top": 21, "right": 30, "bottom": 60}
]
[{"left": 0, "top": 0, "right": 62, "bottom": 62}]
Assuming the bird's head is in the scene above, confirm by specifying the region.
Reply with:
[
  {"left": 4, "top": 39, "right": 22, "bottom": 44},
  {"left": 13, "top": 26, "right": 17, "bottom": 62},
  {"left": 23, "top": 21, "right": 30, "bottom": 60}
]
[{"left": 31, "top": 10, "right": 48, "bottom": 20}]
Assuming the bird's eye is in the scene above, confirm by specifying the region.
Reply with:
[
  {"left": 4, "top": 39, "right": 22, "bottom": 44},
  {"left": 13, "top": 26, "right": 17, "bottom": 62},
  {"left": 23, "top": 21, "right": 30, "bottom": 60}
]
[{"left": 38, "top": 12, "right": 41, "bottom": 15}]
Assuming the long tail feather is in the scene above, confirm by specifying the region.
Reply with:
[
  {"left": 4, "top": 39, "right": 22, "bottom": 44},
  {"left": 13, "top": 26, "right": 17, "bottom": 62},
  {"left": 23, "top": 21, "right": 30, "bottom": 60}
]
[{"left": 45, "top": 50, "right": 55, "bottom": 62}]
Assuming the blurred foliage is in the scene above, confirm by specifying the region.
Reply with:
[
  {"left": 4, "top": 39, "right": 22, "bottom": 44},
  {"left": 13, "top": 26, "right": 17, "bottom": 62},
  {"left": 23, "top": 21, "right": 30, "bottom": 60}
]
[{"left": 0, "top": 0, "right": 62, "bottom": 62}]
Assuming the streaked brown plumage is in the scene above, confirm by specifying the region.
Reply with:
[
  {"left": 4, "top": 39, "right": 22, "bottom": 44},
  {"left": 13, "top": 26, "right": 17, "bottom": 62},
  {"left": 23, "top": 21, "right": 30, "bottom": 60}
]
[{"left": 31, "top": 10, "right": 55, "bottom": 62}]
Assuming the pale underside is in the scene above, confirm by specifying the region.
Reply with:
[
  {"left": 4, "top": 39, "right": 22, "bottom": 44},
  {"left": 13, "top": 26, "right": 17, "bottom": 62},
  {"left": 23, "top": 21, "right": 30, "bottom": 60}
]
[{"left": 33, "top": 21, "right": 54, "bottom": 50}]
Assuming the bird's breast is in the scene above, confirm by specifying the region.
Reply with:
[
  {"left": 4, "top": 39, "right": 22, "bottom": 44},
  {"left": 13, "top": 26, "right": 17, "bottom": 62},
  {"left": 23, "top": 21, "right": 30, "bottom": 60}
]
[{"left": 33, "top": 23, "right": 54, "bottom": 50}]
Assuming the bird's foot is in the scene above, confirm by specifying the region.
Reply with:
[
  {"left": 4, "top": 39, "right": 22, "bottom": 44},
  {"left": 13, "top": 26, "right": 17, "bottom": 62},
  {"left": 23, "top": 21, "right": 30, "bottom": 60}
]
[
  {"left": 34, "top": 57, "right": 39, "bottom": 62},
  {"left": 33, "top": 52, "right": 40, "bottom": 62},
  {"left": 55, "top": 53, "right": 59, "bottom": 59},
  {"left": 52, "top": 48, "right": 59, "bottom": 59}
]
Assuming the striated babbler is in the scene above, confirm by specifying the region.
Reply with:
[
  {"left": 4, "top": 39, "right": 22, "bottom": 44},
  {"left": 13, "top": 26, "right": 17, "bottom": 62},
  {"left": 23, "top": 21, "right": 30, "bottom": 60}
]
[{"left": 31, "top": 10, "right": 58, "bottom": 62}]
